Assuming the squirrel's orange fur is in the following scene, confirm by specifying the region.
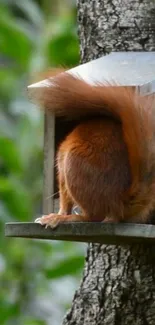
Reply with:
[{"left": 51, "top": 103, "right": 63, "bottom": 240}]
[{"left": 34, "top": 73, "right": 155, "bottom": 228}]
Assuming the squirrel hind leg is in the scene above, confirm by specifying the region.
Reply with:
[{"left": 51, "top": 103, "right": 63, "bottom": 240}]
[
  {"left": 56, "top": 154, "right": 74, "bottom": 215},
  {"left": 35, "top": 153, "right": 89, "bottom": 228},
  {"left": 63, "top": 149, "right": 127, "bottom": 223}
]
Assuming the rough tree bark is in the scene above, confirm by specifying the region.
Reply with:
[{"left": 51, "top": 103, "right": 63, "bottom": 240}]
[{"left": 62, "top": 1, "right": 155, "bottom": 324}]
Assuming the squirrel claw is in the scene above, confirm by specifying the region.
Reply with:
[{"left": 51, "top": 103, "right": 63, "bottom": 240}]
[
  {"left": 35, "top": 217, "right": 43, "bottom": 224},
  {"left": 34, "top": 214, "right": 62, "bottom": 229}
]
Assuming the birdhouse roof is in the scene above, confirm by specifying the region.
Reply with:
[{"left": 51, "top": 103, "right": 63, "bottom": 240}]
[{"left": 28, "top": 52, "right": 155, "bottom": 100}]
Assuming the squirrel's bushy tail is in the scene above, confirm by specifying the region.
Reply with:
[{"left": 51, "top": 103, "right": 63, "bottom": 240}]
[{"left": 34, "top": 73, "right": 155, "bottom": 221}]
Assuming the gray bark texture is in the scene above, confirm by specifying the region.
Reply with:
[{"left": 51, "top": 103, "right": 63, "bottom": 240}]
[{"left": 62, "top": 1, "right": 155, "bottom": 324}]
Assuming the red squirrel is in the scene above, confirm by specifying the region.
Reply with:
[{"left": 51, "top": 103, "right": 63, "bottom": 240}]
[{"left": 34, "top": 72, "right": 155, "bottom": 228}]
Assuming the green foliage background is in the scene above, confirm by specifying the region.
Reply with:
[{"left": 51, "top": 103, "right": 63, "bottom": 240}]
[{"left": 0, "top": 1, "right": 85, "bottom": 324}]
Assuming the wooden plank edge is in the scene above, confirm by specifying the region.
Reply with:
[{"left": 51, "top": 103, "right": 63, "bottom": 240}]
[{"left": 4, "top": 222, "right": 155, "bottom": 245}]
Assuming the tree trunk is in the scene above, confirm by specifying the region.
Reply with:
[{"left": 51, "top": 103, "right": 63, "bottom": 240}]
[{"left": 63, "top": 1, "right": 155, "bottom": 324}]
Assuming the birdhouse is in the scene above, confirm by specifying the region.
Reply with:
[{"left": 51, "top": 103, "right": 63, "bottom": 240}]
[
  {"left": 27, "top": 51, "right": 155, "bottom": 214},
  {"left": 5, "top": 51, "right": 155, "bottom": 244}
]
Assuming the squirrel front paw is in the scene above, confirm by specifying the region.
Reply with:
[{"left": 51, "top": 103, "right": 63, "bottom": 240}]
[
  {"left": 35, "top": 214, "right": 63, "bottom": 229},
  {"left": 35, "top": 213, "right": 87, "bottom": 228}
]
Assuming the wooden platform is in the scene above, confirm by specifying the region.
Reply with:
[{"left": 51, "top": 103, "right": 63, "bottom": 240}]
[{"left": 5, "top": 222, "right": 155, "bottom": 245}]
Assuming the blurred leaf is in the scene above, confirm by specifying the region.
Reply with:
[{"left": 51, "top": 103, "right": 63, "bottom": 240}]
[
  {"left": 46, "top": 13, "right": 79, "bottom": 67},
  {"left": 0, "top": 302, "right": 19, "bottom": 322},
  {"left": 16, "top": 115, "right": 43, "bottom": 172},
  {"left": 24, "top": 319, "right": 46, "bottom": 325},
  {"left": 0, "top": 68, "right": 19, "bottom": 100},
  {"left": 45, "top": 255, "right": 84, "bottom": 279},
  {"left": 0, "top": 6, "right": 32, "bottom": 67},
  {"left": 0, "top": 111, "right": 15, "bottom": 138},
  {"left": 48, "top": 32, "right": 79, "bottom": 66},
  {"left": 12, "top": 18, "right": 39, "bottom": 43},
  {"left": 0, "top": 201, "right": 12, "bottom": 222},
  {"left": 0, "top": 176, "right": 33, "bottom": 220},
  {"left": 0, "top": 137, "right": 22, "bottom": 174},
  {"left": 13, "top": 0, "right": 44, "bottom": 29}
]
